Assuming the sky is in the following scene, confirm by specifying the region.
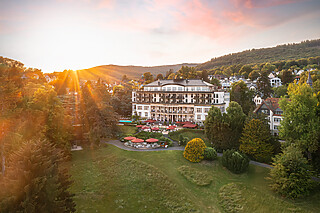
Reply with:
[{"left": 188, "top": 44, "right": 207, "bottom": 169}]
[{"left": 0, "top": 0, "right": 319, "bottom": 73}]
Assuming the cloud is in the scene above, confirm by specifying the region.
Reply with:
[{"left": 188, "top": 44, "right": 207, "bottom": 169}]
[{"left": 232, "top": 0, "right": 303, "bottom": 9}]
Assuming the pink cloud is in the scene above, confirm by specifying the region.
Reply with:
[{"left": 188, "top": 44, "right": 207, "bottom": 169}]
[{"left": 232, "top": 0, "right": 303, "bottom": 9}]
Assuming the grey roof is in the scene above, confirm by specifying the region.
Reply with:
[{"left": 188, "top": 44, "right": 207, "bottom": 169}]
[{"left": 145, "top": 79, "right": 213, "bottom": 87}]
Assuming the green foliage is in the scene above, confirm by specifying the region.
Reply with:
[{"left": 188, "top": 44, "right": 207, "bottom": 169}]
[
  {"left": 219, "top": 183, "right": 245, "bottom": 213},
  {"left": 203, "top": 147, "right": 217, "bottom": 161},
  {"left": 0, "top": 140, "right": 75, "bottom": 212},
  {"left": 269, "top": 145, "right": 316, "bottom": 199},
  {"left": 136, "top": 131, "right": 162, "bottom": 140},
  {"left": 210, "top": 78, "right": 221, "bottom": 87},
  {"left": 197, "top": 39, "right": 320, "bottom": 70},
  {"left": 279, "top": 83, "right": 320, "bottom": 153},
  {"left": 230, "top": 81, "right": 254, "bottom": 115},
  {"left": 178, "top": 135, "right": 189, "bottom": 146},
  {"left": 205, "top": 102, "right": 246, "bottom": 151},
  {"left": 221, "top": 150, "right": 249, "bottom": 174},
  {"left": 257, "top": 71, "right": 272, "bottom": 98},
  {"left": 81, "top": 81, "right": 119, "bottom": 145},
  {"left": 239, "top": 119, "right": 275, "bottom": 163},
  {"left": 280, "top": 69, "right": 294, "bottom": 85},
  {"left": 178, "top": 165, "right": 212, "bottom": 186},
  {"left": 183, "top": 138, "right": 206, "bottom": 163},
  {"left": 169, "top": 129, "right": 207, "bottom": 145},
  {"left": 143, "top": 72, "right": 154, "bottom": 84},
  {"left": 272, "top": 85, "right": 288, "bottom": 98}
]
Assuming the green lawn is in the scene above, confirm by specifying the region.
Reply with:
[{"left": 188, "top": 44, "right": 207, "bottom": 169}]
[
  {"left": 118, "top": 125, "right": 138, "bottom": 135},
  {"left": 70, "top": 145, "right": 320, "bottom": 213},
  {"left": 169, "top": 129, "right": 210, "bottom": 145}
]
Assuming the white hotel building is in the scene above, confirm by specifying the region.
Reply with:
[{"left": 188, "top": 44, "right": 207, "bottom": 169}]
[{"left": 132, "top": 79, "right": 230, "bottom": 124}]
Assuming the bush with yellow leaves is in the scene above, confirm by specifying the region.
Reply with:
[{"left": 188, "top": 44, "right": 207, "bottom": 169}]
[{"left": 183, "top": 138, "right": 206, "bottom": 162}]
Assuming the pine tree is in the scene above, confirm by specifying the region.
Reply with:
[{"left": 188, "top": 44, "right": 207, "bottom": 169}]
[
  {"left": 239, "top": 119, "right": 275, "bottom": 162},
  {"left": 0, "top": 139, "right": 76, "bottom": 212}
]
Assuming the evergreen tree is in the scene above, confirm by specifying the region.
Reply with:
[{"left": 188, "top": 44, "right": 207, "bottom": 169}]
[
  {"left": 239, "top": 119, "right": 275, "bottom": 162},
  {"left": 269, "top": 144, "right": 315, "bottom": 199},
  {"left": 257, "top": 71, "right": 272, "bottom": 98},
  {"left": 0, "top": 140, "right": 76, "bottom": 212},
  {"left": 205, "top": 102, "right": 246, "bottom": 151},
  {"left": 230, "top": 80, "right": 254, "bottom": 115}
]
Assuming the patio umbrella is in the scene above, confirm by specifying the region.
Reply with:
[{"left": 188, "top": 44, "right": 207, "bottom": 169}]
[
  {"left": 131, "top": 138, "right": 144, "bottom": 143},
  {"left": 124, "top": 136, "right": 136, "bottom": 141},
  {"left": 167, "top": 126, "right": 176, "bottom": 130},
  {"left": 145, "top": 119, "right": 156, "bottom": 123},
  {"left": 142, "top": 126, "right": 150, "bottom": 129},
  {"left": 183, "top": 124, "right": 197, "bottom": 128},
  {"left": 146, "top": 138, "right": 159, "bottom": 143},
  {"left": 151, "top": 127, "right": 159, "bottom": 131},
  {"left": 136, "top": 125, "right": 143, "bottom": 128}
]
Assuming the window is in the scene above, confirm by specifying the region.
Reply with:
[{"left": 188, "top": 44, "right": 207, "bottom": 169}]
[
  {"left": 145, "top": 112, "right": 148, "bottom": 117},
  {"left": 197, "top": 115, "right": 201, "bottom": 120},
  {"left": 137, "top": 106, "right": 142, "bottom": 110},
  {"left": 144, "top": 106, "right": 149, "bottom": 110},
  {"left": 178, "top": 87, "right": 182, "bottom": 91},
  {"left": 138, "top": 112, "right": 141, "bottom": 116},
  {"left": 204, "top": 108, "right": 209, "bottom": 113},
  {"left": 274, "top": 118, "right": 281, "bottom": 123},
  {"left": 172, "top": 87, "right": 176, "bottom": 91},
  {"left": 197, "top": 108, "right": 202, "bottom": 113},
  {"left": 274, "top": 125, "right": 279, "bottom": 130}
]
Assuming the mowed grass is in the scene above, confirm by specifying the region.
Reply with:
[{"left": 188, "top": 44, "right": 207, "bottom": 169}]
[
  {"left": 118, "top": 125, "right": 138, "bottom": 135},
  {"left": 169, "top": 129, "right": 209, "bottom": 145},
  {"left": 70, "top": 145, "right": 320, "bottom": 213}
]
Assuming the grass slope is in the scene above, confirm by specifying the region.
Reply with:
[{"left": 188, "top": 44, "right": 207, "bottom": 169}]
[{"left": 71, "top": 145, "right": 320, "bottom": 213}]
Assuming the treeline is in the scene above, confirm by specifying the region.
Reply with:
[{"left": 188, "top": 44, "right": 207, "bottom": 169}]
[
  {"left": 205, "top": 81, "right": 320, "bottom": 199},
  {"left": 0, "top": 59, "right": 76, "bottom": 211},
  {"left": 197, "top": 39, "right": 320, "bottom": 70}
]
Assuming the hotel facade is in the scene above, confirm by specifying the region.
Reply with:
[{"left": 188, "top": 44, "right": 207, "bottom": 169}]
[{"left": 132, "top": 79, "right": 230, "bottom": 123}]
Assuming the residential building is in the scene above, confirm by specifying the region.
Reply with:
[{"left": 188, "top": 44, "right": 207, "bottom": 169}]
[
  {"left": 254, "top": 98, "right": 283, "bottom": 135},
  {"left": 269, "top": 77, "right": 282, "bottom": 87},
  {"left": 132, "top": 79, "right": 230, "bottom": 124},
  {"left": 253, "top": 94, "right": 263, "bottom": 106}
]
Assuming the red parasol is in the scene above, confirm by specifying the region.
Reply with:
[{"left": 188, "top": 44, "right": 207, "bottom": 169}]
[
  {"left": 151, "top": 127, "right": 159, "bottom": 131},
  {"left": 145, "top": 119, "right": 156, "bottom": 123},
  {"left": 131, "top": 138, "right": 144, "bottom": 143},
  {"left": 142, "top": 126, "right": 150, "bottom": 129},
  {"left": 183, "top": 124, "right": 197, "bottom": 128},
  {"left": 136, "top": 125, "right": 143, "bottom": 128},
  {"left": 146, "top": 138, "right": 159, "bottom": 143},
  {"left": 167, "top": 126, "right": 176, "bottom": 130},
  {"left": 124, "top": 136, "right": 136, "bottom": 140}
]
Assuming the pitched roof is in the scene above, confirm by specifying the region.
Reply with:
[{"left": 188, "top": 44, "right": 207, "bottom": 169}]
[
  {"left": 254, "top": 97, "right": 282, "bottom": 113},
  {"left": 144, "top": 79, "right": 213, "bottom": 87}
]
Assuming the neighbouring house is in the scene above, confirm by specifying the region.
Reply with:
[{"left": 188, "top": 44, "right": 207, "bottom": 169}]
[
  {"left": 254, "top": 97, "right": 283, "bottom": 136},
  {"left": 132, "top": 79, "right": 230, "bottom": 124},
  {"left": 253, "top": 94, "right": 263, "bottom": 106},
  {"left": 269, "top": 77, "right": 282, "bottom": 87}
]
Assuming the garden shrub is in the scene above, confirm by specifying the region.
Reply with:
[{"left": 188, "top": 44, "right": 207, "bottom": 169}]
[
  {"left": 269, "top": 144, "right": 316, "bottom": 199},
  {"left": 183, "top": 138, "right": 206, "bottom": 162},
  {"left": 219, "top": 183, "right": 245, "bottom": 213},
  {"left": 178, "top": 165, "right": 212, "bottom": 186},
  {"left": 178, "top": 135, "right": 189, "bottom": 146},
  {"left": 204, "top": 147, "right": 218, "bottom": 161},
  {"left": 221, "top": 149, "right": 249, "bottom": 174}
]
